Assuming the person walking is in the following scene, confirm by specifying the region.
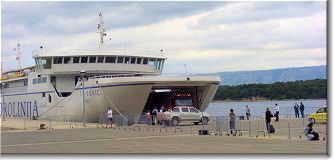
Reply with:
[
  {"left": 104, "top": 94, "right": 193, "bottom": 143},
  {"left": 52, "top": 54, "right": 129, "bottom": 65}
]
[
  {"left": 105, "top": 107, "right": 113, "bottom": 129},
  {"left": 294, "top": 103, "right": 300, "bottom": 118},
  {"left": 265, "top": 107, "right": 274, "bottom": 132},
  {"left": 229, "top": 108, "right": 236, "bottom": 134},
  {"left": 246, "top": 105, "right": 251, "bottom": 120},
  {"left": 274, "top": 103, "right": 280, "bottom": 122},
  {"left": 300, "top": 102, "right": 305, "bottom": 118}
]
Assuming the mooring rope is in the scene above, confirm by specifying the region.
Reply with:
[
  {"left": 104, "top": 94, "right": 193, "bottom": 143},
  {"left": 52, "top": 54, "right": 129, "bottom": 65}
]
[
  {"left": 39, "top": 86, "right": 77, "bottom": 117},
  {"left": 96, "top": 81, "right": 125, "bottom": 120}
]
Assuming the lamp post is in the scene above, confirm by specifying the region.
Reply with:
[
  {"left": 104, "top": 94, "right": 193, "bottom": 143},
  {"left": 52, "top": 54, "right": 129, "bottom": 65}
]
[
  {"left": 80, "top": 70, "right": 87, "bottom": 127},
  {"left": 1, "top": 82, "right": 5, "bottom": 121}
]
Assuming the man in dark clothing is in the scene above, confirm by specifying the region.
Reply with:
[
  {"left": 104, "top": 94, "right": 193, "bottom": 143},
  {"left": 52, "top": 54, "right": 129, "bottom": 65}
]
[
  {"left": 265, "top": 107, "right": 274, "bottom": 132},
  {"left": 300, "top": 102, "right": 305, "bottom": 118},
  {"left": 294, "top": 103, "right": 300, "bottom": 118},
  {"left": 152, "top": 107, "right": 158, "bottom": 125}
]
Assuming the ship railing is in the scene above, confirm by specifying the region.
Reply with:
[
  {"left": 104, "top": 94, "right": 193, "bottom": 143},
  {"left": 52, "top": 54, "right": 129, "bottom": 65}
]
[
  {"left": 92, "top": 114, "right": 325, "bottom": 140},
  {"left": 88, "top": 73, "right": 155, "bottom": 80},
  {"left": 32, "top": 48, "right": 164, "bottom": 57},
  {"left": 2, "top": 86, "right": 28, "bottom": 95},
  {"left": 162, "top": 73, "right": 220, "bottom": 77}
]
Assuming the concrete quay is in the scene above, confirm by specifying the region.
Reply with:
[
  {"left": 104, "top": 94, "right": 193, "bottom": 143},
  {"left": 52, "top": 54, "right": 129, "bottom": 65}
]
[{"left": 0, "top": 118, "right": 328, "bottom": 154}]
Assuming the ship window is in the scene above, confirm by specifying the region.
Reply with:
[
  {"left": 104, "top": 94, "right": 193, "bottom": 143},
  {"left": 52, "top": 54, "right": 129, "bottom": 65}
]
[
  {"left": 161, "top": 60, "right": 165, "bottom": 70},
  {"left": 148, "top": 59, "right": 155, "bottom": 66},
  {"left": 124, "top": 57, "right": 130, "bottom": 64},
  {"left": 42, "top": 92, "right": 45, "bottom": 97},
  {"left": 130, "top": 57, "right": 136, "bottom": 64},
  {"left": 117, "top": 57, "right": 124, "bottom": 63},
  {"left": 105, "top": 56, "right": 116, "bottom": 63},
  {"left": 97, "top": 56, "right": 104, "bottom": 63},
  {"left": 136, "top": 58, "right": 142, "bottom": 64},
  {"left": 81, "top": 57, "right": 88, "bottom": 63},
  {"left": 89, "top": 56, "right": 96, "bottom": 63},
  {"left": 37, "top": 57, "right": 52, "bottom": 69},
  {"left": 37, "top": 78, "right": 42, "bottom": 84},
  {"left": 53, "top": 57, "right": 63, "bottom": 64},
  {"left": 33, "top": 79, "right": 37, "bottom": 84},
  {"left": 24, "top": 79, "right": 28, "bottom": 86},
  {"left": 143, "top": 58, "right": 148, "bottom": 65},
  {"left": 64, "top": 57, "right": 71, "bottom": 64},
  {"left": 157, "top": 60, "right": 160, "bottom": 70},
  {"left": 158, "top": 60, "right": 163, "bottom": 70},
  {"left": 73, "top": 57, "right": 80, "bottom": 63},
  {"left": 42, "top": 77, "right": 47, "bottom": 83}
]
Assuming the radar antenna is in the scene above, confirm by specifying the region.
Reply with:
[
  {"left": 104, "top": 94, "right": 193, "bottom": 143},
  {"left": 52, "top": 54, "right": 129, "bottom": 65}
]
[{"left": 97, "top": 13, "right": 108, "bottom": 49}]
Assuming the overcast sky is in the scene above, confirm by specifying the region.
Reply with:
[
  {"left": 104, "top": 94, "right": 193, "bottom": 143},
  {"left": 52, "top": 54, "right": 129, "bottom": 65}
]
[{"left": 1, "top": 1, "right": 327, "bottom": 73}]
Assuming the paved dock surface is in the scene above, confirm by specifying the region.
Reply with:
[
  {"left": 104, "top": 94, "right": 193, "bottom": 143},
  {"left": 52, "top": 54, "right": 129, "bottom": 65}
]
[{"left": 1, "top": 126, "right": 327, "bottom": 154}]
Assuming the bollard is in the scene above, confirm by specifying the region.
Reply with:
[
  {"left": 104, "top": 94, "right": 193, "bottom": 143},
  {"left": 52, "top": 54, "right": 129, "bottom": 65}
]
[
  {"left": 248, "top": 121, "right": 251, "bottom": 137},
  {"left": 256, "top": 120, "right": 260, "bottom": 137},
  {"left": 288, "top": 122, "right": 291, "bottom": 139},
  {"left": 175, "top": 127, "right": 182, "bottom": 133},
  {"left": 133, "top": 126, "right": 141, "bottom": 132},
  {"left": 23, "top": 118, "right": 26, "bottom": 130},
  {"left": 160, "top": 127, "right": 167, "bottom": 133}
]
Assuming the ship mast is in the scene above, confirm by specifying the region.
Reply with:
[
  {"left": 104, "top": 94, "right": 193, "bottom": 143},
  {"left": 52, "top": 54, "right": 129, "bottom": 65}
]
[
  {"left": 97, "top": 13, "right": 108, "bottom": 49},
  {"left": 14, "top": 43, "right": 22, "bottom": 71}
]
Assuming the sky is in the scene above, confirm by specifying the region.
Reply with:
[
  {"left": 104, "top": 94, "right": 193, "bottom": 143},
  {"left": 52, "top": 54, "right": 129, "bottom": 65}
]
[{"left": 1, "top": 1, "right": 327, "bottom": 74}]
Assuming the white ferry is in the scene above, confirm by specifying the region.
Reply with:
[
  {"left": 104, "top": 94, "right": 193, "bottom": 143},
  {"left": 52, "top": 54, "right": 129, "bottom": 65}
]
[{"left": 0, "top": 14, "right": 220, "bottom": 123}]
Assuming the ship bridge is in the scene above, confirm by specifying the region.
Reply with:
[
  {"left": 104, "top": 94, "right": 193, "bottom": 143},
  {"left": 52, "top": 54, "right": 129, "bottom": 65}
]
[{"left": 33, "top": 49, "right": 166, "bottom": 76}]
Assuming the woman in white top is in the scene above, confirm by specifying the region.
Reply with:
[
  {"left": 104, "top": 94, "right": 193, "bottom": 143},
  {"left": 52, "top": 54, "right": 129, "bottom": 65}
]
[{"left": 106, "top": 107, "right": 113, "bottom": 128}]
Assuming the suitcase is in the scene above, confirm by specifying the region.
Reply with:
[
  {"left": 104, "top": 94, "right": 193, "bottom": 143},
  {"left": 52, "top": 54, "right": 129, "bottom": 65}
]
[
  {"left": 199, "top": 129, "right": 209, "bottom": 135},
  {"left": 269, "top": 124, "right": 275, "bottom": 133}
]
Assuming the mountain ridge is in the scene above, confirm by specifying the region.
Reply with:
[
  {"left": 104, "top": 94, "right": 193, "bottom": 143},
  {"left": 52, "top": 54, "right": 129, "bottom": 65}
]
[{"left": 212, "top": 65, "right": 327, "bottom": 86}]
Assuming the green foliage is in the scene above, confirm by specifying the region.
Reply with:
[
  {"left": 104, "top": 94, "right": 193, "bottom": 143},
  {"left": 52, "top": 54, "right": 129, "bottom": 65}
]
[{"left": 213, "top": 79, "right": 327, "bottom": 101}]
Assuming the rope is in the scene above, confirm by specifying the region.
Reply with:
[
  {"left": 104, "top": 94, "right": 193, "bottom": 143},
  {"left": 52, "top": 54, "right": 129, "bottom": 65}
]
[
  {"left": 39, "top": 84, "right": 79, "bottom": 117},
  {"left": 96, "top": 81, "right": 126, "bottom": 120}
]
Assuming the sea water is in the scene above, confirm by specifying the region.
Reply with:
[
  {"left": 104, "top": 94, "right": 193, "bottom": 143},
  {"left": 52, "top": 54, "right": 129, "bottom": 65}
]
[{"left": 206, "top": 99, "right": 327, "bottom": 117}]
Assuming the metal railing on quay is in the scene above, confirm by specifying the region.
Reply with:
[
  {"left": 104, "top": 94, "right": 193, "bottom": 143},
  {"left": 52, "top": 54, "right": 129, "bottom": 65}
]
[{"left": 1, "top": 114, "right": 326, "bottom": 142}]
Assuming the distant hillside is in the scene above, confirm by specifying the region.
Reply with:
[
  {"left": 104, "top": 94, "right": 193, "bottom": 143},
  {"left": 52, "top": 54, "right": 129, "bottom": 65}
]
[
  {"left": 213, "top": 79, "right": 327, "bottom": 101},
  {"left": 214, "top": 65, "right": 326, "bottom": 86}
]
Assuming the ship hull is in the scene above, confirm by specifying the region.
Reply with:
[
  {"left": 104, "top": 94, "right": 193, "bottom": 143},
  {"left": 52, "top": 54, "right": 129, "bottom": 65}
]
[{"left": 0, "top": 76, "right": 220, "bottom": 123}]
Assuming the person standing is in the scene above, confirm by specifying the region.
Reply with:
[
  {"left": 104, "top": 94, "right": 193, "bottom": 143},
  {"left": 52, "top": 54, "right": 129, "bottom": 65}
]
[
  {"left": 145, "top": 109, "right": 151, "bottom": 125},
  {"left": 300, "top": 102, "right": 305, "bottom": 118},
  {"left": 294, "top": 103, "right": 300, "bottom": 118},
  {"left": 106, "top": 107, "right": 113, "bottom": 129},
  {"left": 229, "top": 108, "right": 236, "bottom": 134},
  {"left": 265, "top": 107, "right": 274, "bottom": 132},
  {"left": 274, "top": 103, "right": 279, "bottom": 122},
  {"left": 246, "top": 105, "right": 251, "bottom": 120},
  {"left": 152, "top": 107, "right": 158, "bottom": 125}
]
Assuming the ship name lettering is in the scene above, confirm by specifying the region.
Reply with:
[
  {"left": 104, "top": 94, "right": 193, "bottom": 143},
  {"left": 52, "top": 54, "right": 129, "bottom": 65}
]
[{"left": 0, "top": 100, "right": 39, "bottom": 119}]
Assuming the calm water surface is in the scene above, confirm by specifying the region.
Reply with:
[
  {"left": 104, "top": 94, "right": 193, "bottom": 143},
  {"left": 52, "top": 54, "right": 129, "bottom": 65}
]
[{"left": 205, "top": 99, "right": 327, "bottom": 117}]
